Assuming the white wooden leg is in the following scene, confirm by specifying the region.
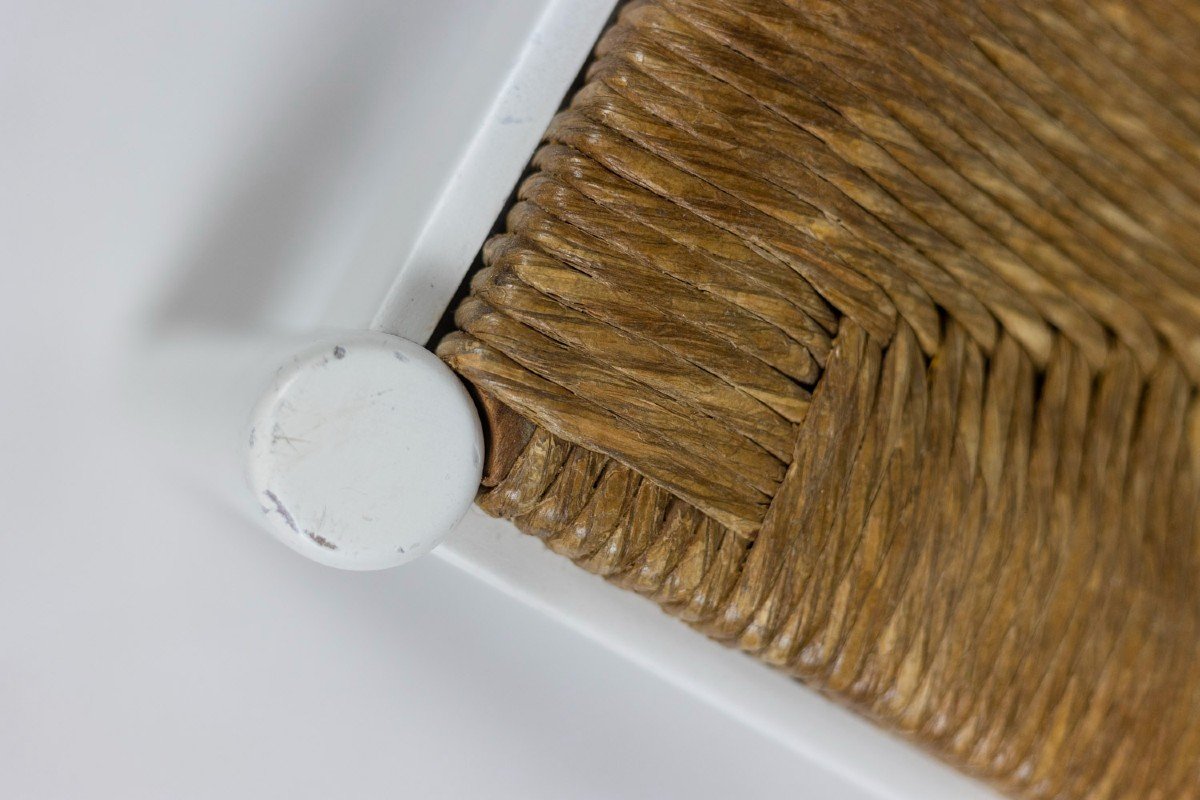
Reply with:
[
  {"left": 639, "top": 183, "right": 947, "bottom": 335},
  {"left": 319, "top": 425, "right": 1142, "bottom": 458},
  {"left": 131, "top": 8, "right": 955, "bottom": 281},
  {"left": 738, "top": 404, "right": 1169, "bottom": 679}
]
[{"left": 133, "top": 328, "right": 482, "bottom": 570}]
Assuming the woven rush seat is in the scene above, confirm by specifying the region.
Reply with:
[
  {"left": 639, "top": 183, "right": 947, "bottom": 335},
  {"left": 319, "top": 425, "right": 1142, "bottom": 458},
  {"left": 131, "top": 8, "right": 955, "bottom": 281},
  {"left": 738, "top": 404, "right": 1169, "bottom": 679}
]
[{"left": 438, "top": 1, "right": 1200, "bottom": 796}]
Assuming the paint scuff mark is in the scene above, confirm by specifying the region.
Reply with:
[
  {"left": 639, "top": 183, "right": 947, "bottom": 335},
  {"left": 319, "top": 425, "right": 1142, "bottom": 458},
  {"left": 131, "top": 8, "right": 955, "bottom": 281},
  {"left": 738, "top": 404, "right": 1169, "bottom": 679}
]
[
  {"left": 263, "top": 489, "right": 298, "bottom": 532},
  {"left": 271, "top": 422, "right": 306, "bottom": 450},
  {"left": 305, "top": 530, "right": 338, "bottom": 550}
]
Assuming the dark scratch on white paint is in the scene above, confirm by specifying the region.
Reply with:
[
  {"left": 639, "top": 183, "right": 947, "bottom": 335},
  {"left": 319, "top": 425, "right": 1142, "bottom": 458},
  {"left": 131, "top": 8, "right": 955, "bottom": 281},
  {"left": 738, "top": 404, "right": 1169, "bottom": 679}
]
[
  {"left": 305, "top": 530, "right": 338, "bottom": 550},
  {"left": 263, "top": 489, "right": 298, "bottom": 532}
]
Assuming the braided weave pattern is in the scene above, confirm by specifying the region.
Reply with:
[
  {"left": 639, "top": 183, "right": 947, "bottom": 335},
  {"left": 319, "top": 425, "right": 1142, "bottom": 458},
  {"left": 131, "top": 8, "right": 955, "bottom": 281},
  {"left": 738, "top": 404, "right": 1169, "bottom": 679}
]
[{"left": 438, "top": 1, "right": 1200, "bottom": 796}]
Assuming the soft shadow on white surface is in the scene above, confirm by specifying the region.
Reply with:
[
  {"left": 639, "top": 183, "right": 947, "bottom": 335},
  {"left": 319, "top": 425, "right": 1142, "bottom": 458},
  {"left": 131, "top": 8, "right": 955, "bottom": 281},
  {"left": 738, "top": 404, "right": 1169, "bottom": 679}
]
[{"left": 0, "top": 2, "right": 876, "bottom": 798}]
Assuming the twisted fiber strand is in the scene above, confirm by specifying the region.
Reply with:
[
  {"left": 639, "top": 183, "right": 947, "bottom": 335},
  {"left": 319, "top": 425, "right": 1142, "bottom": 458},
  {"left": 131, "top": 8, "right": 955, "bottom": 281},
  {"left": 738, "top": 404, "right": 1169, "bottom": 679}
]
[
  {"left": 760, "top": 0, "right": 1200, "bottom": 363},
  {"left": 604, "top": 3, "right": 1062, "bottom": 361},
  {"left": 499, "top": 204, "right": 822, "bottom": 386},
  {"left": 652, "top": 0, "right": 1151, "bottom": 368},
  {"left": 518, "top": 162, "right": 832, "bottom": 369},
  {"left": 438, "top": 0, "right": 1200, "bottom": 796},
  {"left": 884, "top": 1, "right": 1200, "bottom": 278},
  {"left": 479, "top": 237, "right": 814, "bottom": 422},
  {"left": 469, "top": 258, "right": 798, "bottom": 459},
  {"left": 530, "top": 144, "right": 838, "bottom": 361}
]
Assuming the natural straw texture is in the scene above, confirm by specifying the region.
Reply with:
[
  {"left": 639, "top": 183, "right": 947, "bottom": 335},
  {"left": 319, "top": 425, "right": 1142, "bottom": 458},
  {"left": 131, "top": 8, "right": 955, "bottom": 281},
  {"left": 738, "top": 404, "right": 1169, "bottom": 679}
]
[{"left": 438, "top": 1, "right": 1200, "bottom": 796}]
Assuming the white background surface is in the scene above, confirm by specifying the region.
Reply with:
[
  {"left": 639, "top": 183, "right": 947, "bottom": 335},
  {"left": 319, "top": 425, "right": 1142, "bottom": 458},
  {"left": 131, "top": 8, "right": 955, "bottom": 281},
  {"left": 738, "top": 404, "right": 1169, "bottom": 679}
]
[{"left": 0, "top": 2, "right": 876, "bottom": 798}]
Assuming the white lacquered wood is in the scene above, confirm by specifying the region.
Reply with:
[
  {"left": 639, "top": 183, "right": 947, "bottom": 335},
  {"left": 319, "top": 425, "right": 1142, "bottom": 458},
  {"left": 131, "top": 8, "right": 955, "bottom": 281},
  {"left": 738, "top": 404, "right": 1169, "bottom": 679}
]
[{"left": 246, "top": 332, "right": 482, "bottom": 570}]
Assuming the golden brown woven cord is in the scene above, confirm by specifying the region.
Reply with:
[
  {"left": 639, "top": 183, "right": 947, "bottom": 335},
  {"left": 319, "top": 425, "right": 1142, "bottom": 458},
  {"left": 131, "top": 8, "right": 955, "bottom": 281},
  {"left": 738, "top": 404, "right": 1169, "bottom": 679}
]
[{"left": 437, "top": 0, "right": 1200, "bottom": 795}]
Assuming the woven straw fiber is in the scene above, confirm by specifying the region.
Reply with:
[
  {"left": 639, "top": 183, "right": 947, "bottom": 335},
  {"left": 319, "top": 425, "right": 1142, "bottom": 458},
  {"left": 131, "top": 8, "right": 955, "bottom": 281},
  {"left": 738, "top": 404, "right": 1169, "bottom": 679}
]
[{"left": 437, "top": 1, "right": 1200, "bottom": 796}]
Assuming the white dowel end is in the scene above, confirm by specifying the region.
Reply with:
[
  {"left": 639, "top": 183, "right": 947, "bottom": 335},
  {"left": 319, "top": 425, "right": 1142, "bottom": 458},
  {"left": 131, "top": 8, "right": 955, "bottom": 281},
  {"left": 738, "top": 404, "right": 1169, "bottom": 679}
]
[{"left": 245, "top": 332, "right": 482, "bottom": 570}]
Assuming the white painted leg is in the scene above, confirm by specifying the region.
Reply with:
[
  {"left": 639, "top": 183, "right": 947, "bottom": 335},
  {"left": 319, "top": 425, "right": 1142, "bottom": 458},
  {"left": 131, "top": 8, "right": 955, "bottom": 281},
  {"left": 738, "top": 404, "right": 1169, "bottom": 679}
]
[{"left": 132, "top": 329, "right": 482, "bottom": 570}]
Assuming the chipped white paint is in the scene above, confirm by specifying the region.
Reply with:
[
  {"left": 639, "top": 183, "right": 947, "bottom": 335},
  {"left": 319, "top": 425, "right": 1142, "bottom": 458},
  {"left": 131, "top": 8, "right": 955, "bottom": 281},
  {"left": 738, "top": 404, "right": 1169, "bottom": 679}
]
[{"left": 246, "top": 332, "right": 482, "bottom": 570}]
